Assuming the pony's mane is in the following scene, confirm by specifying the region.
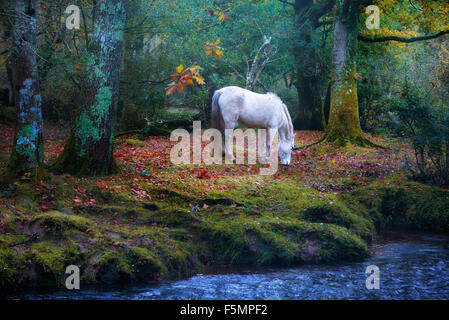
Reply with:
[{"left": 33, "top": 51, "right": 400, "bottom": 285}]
[
  {"left": 266, "top": 92, "right": 283, "bottom": 103},
  {"left": 280, "top": 104, "right": 294, "bottom": 140},
  {"left": 266, "top": 92, "right": 293, "bottom": 140}
]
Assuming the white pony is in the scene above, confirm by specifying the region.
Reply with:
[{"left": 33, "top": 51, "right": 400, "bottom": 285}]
[{"left": 211, "top": 86, "right": 295, "bottom": 165}]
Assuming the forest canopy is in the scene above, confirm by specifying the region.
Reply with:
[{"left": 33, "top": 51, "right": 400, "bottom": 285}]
[{"left": 0, "top": 0, "right": 448, "bottom": 179}]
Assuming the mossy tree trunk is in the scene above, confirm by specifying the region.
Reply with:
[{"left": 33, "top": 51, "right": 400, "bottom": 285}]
[
  {"left": 51, "top": 0, "right": 128, "bottom": 176},
  {"left": 323, "top": 0, "right": 367, "bottom": 145},
  {"left": 6, "top": 0, "right": 44, "bottom": 179}
]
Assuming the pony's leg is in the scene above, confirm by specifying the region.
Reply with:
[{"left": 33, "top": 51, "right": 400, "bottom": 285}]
[
  {"left": 224, "top": 121, "right": 237, "bottom": 162},
  {"left": 221, "top": 131, "right": 226, "bottom": 156},
  {"left": 266, "top": 128, "right": 277, "bottom": 162}
]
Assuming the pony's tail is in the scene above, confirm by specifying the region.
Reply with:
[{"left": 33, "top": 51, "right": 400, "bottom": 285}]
[{"left": 211, "top": 90, "right": 222, "bottom": 130}]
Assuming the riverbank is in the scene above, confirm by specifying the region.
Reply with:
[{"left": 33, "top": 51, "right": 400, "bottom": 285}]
[
  {"left": 11, "top": 231, "right": 449, "bottom": 299},
  {"left": 1, "top": 127, "right": 448, "bottom": 295}
]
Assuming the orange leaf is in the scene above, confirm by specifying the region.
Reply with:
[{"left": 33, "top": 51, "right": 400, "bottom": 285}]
[{"left": 166, "top": 85, "right": 177, "bottom": 96}]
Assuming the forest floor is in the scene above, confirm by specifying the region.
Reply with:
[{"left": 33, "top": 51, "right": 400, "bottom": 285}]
[{"left": 1, "top": 123, "right": 449, "bottom": 293}]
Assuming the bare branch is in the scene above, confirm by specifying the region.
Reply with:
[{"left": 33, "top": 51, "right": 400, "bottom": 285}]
[
  {"left": 277, "top": 0, "right": 296, "bottom": 8},
  {"left": 409, "top": 0, "right": 423, "bottom": 12},
  {"left": 358, "top": 30, "right": 449, "bottom": 43},
  {"left": 246, "top": 36, "right": 275, "bottom": 91}
]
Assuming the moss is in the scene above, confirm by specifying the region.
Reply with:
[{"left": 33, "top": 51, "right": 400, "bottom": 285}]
[
  {"left": 315, "top": 223, "right": 368, "bottom": 262},
  {"left": 303, "top": 203, "right": 375, "bottom": 241},
  {"left": 0, "top": 234, "right": 27, "bottom": 246},
  {"left": 125, "top": 139, "right": 146, "bottom": 148},
  {"left": 0, "top": 248, "right": 26, "bottom": 291},
  {"left": 33, "top": 211, "right": 92, "bottom": 236},
  {"left": 198, "top": 213, "right": 369, "bottom": 266},
  {"left": 350, "top": 180, "right": 449, "bottom": 231},
  {"left": 95, "top": 243, "right": 164, "bottom": 284},
  {"left": 96, "top": 249, "right": 133, "bottom": 283},
  {"left": 3, "top": 163, "right": 449, "bottom": 293},
  {"left": 128, "top": 246, "right": 163, "bottom": 281},
  {"left": 123, "top": 226, "right": 199, "bottom": 278},
  {"left": 30, "top": 242, "right": 80, "bottom": 281},
  {"left": 325, "top": 75, "right": 365, "bottom": 146}
]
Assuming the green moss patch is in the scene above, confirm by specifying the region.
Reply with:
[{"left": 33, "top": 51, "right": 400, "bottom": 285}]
[{"left": 32, "top": 211, "right": 92, "bottom": 236}]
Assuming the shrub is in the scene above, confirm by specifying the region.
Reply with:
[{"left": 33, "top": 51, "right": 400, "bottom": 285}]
[{"left": 389, "top": 82, "right": 449, "bottom": 186}]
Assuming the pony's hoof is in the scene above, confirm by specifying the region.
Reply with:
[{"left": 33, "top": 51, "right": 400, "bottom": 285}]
[
  {"left": 258, "top": 156, "right": 270, "bottom": 164},
  {"left": 224, "top": 155, "right": 236, "bottom": 163}
]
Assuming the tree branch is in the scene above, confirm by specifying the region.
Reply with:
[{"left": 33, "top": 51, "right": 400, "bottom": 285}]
[
  {"left": 409, "top": 0, "right": 423, "bottom": 12},
  {"left": 246, "top": 36, "right": 273, "bottom": 91},
  {"left": 358, "top": 30, "right": 449, "bottom": 43},
  {"left": 277, "top": 0, "right": 296, "bottom": 8}
]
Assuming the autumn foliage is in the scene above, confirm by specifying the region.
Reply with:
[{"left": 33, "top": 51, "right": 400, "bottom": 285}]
[
  {"left": 204, "top": 38, "right": 224, "bottom": 60},
  {"left": 166, "top": 65, "right": 205, "bottom": 95}
]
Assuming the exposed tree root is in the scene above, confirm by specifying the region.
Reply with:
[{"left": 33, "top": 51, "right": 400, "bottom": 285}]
[{"left": 294, "top": 133, "right": 388, "bottom": 150}]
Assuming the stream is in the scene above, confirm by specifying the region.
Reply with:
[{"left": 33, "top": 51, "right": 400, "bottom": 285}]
[{"left": 10, "top": 231, "right": 449, "bottom": 300}]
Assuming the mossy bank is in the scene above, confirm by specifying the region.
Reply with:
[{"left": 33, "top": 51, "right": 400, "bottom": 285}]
[{"left": 1, "top": 173, "right": 448, "bottom": 295}]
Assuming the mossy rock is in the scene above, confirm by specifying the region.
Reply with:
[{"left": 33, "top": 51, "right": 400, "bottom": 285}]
[
  {"left": 32, "top": 211, "right": 92, "bottom": 236},
  {"left": 302, "top": 203, "right": 375, "bottom": 241},
  {"left": 95, "top": 246, "right": 163, "bottom": 284},
  {"left": 197, "top": 216, "right": 368, "bottom": 266},
  {"left": 30, "top": 242, "right": 80, "bottom": 283},
  {"left": 350, "top": 180, "right": 449, "bottom": 231},
  {"left": 125, "top": 139, "right": 146, "bottom": 148}
]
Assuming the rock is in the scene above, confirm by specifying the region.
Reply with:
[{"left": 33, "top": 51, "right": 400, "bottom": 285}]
[
  {"left": 15, "top": 195, "right": 33, "bottom": 209},
  {"left": 58, "top": 207, "right": 73, "bottom": 215},
  {"left": 124, "top": 209, "right": 137, "bottom": 216}
]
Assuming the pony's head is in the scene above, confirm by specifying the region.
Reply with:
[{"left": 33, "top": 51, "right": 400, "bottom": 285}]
[
  {"left": 278, "top": 103, "right": 295, "bottom": 166},
  {"left": 278, "top": 133, "right": 295, "bottom": 166}
]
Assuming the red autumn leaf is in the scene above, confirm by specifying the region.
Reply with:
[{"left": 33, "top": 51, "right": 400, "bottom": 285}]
[
  {"left": 97, "top": 181, "right": 106, "bottom": 189},
  {"left": 197, "top": 169, "right": 211, "bottom": 179}
]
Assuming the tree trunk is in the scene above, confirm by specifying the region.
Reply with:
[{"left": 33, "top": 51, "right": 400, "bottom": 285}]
[
  {"left": 6, "top": 0, "right": 44, "bottom": 179},
  {"left": 294, "top": 69, "right": 323, "bottom": 130},
  {"left": 6, "top": 63, "right": 14, "bottom": 106},
  {"left": 324, "top": 0, "right": 366, "bottom": 145},
  {"left": 51, "top": 0, "right": 128, "bottom": 176},
  {"left": 292, "top": 0, "right": 325, "bottom": 131}
]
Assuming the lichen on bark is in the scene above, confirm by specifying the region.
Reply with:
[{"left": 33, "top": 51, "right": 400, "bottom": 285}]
[
  {"left": 50, "top": 0, "right": 128, "bottom": 176},
  {"left": 5, "top": 0, "right": 45, "bottom": 180}
]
